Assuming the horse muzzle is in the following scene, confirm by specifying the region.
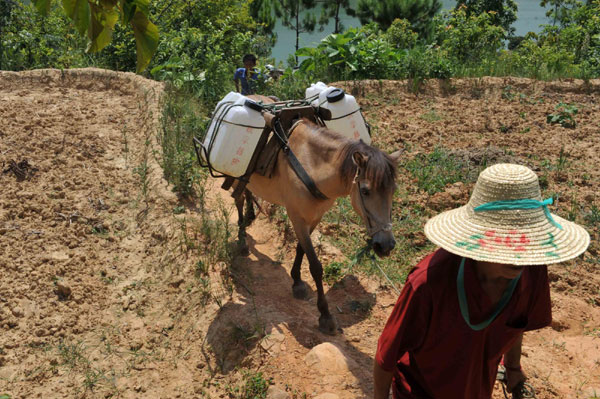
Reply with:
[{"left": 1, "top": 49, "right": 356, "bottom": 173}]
[{"left": 371, "top": 230, "right": 396, "bottom": 258}]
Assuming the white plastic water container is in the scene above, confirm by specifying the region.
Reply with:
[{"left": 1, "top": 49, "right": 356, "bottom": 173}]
[
  {"left": 317, "top": 87, "right": 371, "bottom": 144},
  {"left": 305, "top": 81, "right": 328, "bottom": 102},
  {"left": 201, "top": 92, "right": 266, "bottom": 177}
]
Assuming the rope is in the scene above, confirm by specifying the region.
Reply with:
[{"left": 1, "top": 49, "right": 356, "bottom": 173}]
[
  {"left": 353, "top": 244, "right": 402, "bottom": 296},
  {"left": 371, "top": 256, "right": 402, "bottom": 296}
]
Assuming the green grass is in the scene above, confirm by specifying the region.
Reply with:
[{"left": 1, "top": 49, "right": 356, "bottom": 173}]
[
  {"left": 403, "top": 147, "right": 472, "bottom": 194},
  {"left": 322, "top": 195, "right": 433, "bottom": 287},
  {"left": 159, "top": 85, "right": 208, "bottom": 199}
]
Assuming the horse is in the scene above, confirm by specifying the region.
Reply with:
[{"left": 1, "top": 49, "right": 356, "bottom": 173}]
[{"left": 233, "top": 95, "right": 401, "bottom": 335}]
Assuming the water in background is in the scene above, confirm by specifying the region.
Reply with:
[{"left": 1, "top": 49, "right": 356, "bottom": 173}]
[{"left": 270, "top": 0, "right": 552, "bottom": 64}]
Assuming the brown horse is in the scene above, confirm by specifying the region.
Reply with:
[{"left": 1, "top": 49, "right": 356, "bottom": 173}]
[{"left": 234, "top": 95, "right": 401, "bottom": 335}]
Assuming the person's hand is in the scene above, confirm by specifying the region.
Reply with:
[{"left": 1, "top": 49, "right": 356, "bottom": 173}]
[{"left": 505, "top": 367, "right": 526, "bottom": 397}]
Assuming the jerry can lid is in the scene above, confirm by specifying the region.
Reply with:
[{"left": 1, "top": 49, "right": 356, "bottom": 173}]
[
  {"left": 244, "top": 99, "right": 263, "bottom": 112},
  {"left": 326, "top": 88, "right": 345, "bottom": 103}
]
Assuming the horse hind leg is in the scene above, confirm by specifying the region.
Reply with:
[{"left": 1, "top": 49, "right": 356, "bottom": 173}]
[
  {"left": 235, "top": 194, "right": 249, "bottom": 256},
  {"left": 291, "top": 243, "right": 309, "bottom": 300},
  {"left": 244, "top": 189, "right": 256, "bottom": 223}
]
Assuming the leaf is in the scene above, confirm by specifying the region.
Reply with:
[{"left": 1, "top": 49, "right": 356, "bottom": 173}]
[
  {"left": 295, "top": 47, "right": 314, "bottom": 57},
  {"left": 130, "top": 10, "right": 159, "bottom": 73},
  {"left": 87, "top": 4, "right": 119, "bottom": 53},
  {"left": 62, "top": 0, "right": 90, "bottom": 35},
  {"left": 32, "top": 0, "right": 52, "bottom": 16}
]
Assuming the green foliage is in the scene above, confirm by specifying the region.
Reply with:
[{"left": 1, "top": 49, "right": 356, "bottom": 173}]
[
  {"left": 231, "top": 370, "right": 271, "bottom": 399},
  {"left": 356, "top": 0, "right": 441, "bottom": 37},
  {"left": 249, "top": 0, "right": 277, "bottom": 33},
  {"left": 384, "top": 18, "right": 418, "bottom": 49},
  {"left": 159, "top": 86, "right": 208, "bottom": 198},
  {"left": 455, "top": 0, "right": 518, "bottom": 36},
  {"left": 31, "top": 0, "right": 158, "bottom": 72},
  {"left": 319, "top": 0, "right": 356, "bottom": 34},
  {"left": 297, "top": 28, "right": 400, "bottom": 80},
  {"left": 546, "top": 102, "right": 578, "bottom": 128},
  {"left": 0, "top": 1, "right": 93, "bottom": 70},
  {"left": 435, "top": 6, "right": 505, "bottom": 66},
  {"left": 273, "top": 0, "right": 322, "bottom": 65},
  {"left": 404, "top": 147, "right": 471, "bottom": 194},
  {"left": 147, "top": 0, "right": 271, "bottom": 100},
  {"left": 323, "top": 261, "right": 345, "bottom": 284}
]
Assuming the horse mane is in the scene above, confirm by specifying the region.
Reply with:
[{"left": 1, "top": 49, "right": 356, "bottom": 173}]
[
  {"left": 294, "top": 119, "right": 397, "bottom": 190},
  {"left": 339, "top": 140, "right": 397, "bottom": 190}
]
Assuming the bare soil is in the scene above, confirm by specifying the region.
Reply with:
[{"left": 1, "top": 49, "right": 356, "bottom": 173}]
[{"left": 0, "top": 71, "right": 598, "bottom": 399}]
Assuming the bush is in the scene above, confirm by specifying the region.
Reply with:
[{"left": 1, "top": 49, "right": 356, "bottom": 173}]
[
  {"left": 384, "top": 18, "right": 418, "bottom": 49},
  {"left": 434, "top": 6, "right": 505, "bottom": 66}
]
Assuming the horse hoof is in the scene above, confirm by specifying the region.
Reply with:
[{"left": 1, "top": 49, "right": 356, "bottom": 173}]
[
  {"left": 292, "top": 281, "right": 309, "bottom": 300},
  {"left": 318, "top": 315, "right": 339, "bottom": 336}
]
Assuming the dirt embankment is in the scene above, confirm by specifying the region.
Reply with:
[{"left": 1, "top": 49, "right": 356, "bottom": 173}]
[{"left": 0, "top": 71, "right": 598, "bottom": 399}]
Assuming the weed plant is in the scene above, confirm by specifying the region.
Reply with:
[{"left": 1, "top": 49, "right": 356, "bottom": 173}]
[
  {"left": 404, "top": 147, "right": 471, "bottom": 194},
  {"left": 159, "top": 86, "right": 208, "bottom": 199}
]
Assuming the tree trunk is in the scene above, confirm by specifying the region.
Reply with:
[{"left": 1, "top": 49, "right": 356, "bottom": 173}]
[
  {"left": 295, "top": 2, "right": 300, "bottom": 66},
  {"left": 335, "top": 2, "right": 341, "bottom": 33}
]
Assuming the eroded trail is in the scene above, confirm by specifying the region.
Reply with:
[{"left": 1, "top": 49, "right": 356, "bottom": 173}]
[{"left": 0, "top": 70, "right": 598, "bottom": 399}]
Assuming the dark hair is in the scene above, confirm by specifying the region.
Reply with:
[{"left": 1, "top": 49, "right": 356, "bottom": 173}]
[{"left": 243, "top": 54, "right": 257, "bottom": 63}]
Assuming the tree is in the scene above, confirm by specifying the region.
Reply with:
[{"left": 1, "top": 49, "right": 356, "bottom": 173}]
[
  {"left": 318, "top": 0, "right": 356, "bottom": 34},
  {"left": 356, "top": 0, "right": 441, "bottom": 38},
  {"left": 249, "top": 0, "right": 277, "bottom": 33},
  {"left": 455, "top": 0, "right": 518, "bottom": 37},
  {"left": 31, "top": 0, "right": 158, "bottom": 72},
  {"left": 274, "top": 0, "right": 321, "bottom": 66},
  {"left": 0, "top": 0, "right": 17, "bottom": 67}
]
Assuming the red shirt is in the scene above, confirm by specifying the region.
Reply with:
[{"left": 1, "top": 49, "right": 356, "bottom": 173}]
[{"left": 376, "top": 249, "right": 552, "bottom": 399}]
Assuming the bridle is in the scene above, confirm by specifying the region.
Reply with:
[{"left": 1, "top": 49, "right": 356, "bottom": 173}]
[{"left": 353, "top": 168, "right": 393, "bottom": 237}]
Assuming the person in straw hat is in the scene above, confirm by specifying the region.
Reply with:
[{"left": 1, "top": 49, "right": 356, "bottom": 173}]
[{"left": 373, "top": 163, "right": 589, "bottom": 399}]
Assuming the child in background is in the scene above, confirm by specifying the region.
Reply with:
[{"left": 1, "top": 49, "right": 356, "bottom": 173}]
[{"left": 234, "top": 54, "right": 259, "bottom": 95}]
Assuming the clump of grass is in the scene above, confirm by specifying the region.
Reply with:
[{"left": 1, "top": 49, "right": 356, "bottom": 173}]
[
  {"left": 323, "top": 261, "right": 345, "bottom": 285},
  {"left": 159, "top": 85, "right": 208, "bottom": 198},
  {"left": 584, "top": 205, "right": 600, "bottom": 227},
  {"left": 547, "top": 102, "right": 578, "bottom": 129},
  {"left": 226, "top": 370, "right": 271, "bottom": 399},
  {"left": 420, "top": 108, "right": 443, "bottom": 122},
  {"left": 404, "top": 147, "right": 471, "bottom": 194}
]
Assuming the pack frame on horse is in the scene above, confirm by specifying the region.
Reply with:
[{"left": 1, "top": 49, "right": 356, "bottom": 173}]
[{"left": 194, "top": 94, "right": 401, "bottom": 334}]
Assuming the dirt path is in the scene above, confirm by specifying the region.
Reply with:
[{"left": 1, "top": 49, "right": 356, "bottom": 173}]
[{"left": 0, "top": 71, "right": 598, "bottom": 399}]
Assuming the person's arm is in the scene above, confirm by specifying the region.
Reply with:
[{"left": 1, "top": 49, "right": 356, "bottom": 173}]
[
  {"left": 373, "top": 361, "right": 393, "bottom": 399},
  {"left": 233, "top": 69, "right": 241, "bottom": 93},
  {"left": 503, "top": 333, "right": 526, "bottom": 391}
]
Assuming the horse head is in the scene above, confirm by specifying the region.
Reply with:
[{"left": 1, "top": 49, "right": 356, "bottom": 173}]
[{"left": 344, "top": 143, "right": 402, "bottom": 258}]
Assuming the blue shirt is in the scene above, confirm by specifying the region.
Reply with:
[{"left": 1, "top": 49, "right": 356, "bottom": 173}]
[{"left": 234, "top": 67, "right": 259, "bottom": 95}]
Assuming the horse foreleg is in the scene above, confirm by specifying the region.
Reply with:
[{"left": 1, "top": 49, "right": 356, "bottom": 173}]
[
  {"left": 290, "top": 215, "right": 338, "bottom": 335},
  {"left": 291, "top": 243, "right": 308, "bottom": 299},
  {"left": 235, "top": 194, "right": 249, "bottom": 256}
]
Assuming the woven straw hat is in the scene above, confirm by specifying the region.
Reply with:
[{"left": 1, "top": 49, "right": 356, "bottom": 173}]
[{"left": 424, "top": 163, "right": 590, "bottom": 265}]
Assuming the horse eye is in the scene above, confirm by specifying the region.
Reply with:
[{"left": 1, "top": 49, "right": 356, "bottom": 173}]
[{"left": 361, "top": 187, "right": 370, "bottom": 196}]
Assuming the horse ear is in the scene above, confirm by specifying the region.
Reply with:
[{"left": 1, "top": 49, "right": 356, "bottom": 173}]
[
  {"left": 352, "top": 151, "right": 368, "bottom": 168},
  {"left": 388, "top": 149, "right": 403, "bottom": 165}
]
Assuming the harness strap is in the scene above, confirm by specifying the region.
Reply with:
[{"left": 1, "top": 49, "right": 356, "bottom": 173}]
[
  {"left": 273, "top": 118, "right": 329, "bottom": 201},
  {"left": 354, "top": 170, "right": 392, "bottom": 237}
]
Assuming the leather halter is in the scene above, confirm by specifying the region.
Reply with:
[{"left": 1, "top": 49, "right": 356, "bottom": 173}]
[{"left": 353, "top": 168, "right": 393, "bottom": 237}]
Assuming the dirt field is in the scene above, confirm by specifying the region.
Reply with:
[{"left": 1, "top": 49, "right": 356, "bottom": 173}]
[{"left": 0, "top": 70, "right": 598, "bottom": 399}]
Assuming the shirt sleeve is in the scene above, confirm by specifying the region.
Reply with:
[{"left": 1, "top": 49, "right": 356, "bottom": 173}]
[
  {"left": 524, "top": 265, "right": 552, "bottom": 331},
  {"left": 234, "top": 68, "right": 243, "bottom": 80},
  {"left": 375, "top": 280, "right": 432, "bottom": 371}
]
